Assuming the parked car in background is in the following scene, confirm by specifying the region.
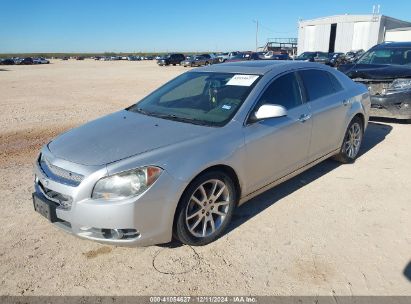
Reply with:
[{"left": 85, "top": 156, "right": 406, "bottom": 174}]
[
  {"left": 182, "top": 55, "right": 210, "bottom": 67},
  {"left": 328, "top": 52, "right": 346, "bottom": 67},
  {"left": 345, "top": 50, "right": 365, "bottom": 63},
  {"left": 32, "top": 61, "right": 370, "bottom": 247},
  {"left": 265, "top": 52, "right": 291, "bottom": 60},
  {"left": 294, "top": 52, "right": 317, "bottom": 62},
  {"left": 76, "top": 56, "right": 85, "bottom": 60},
  {"left": 127, "top": 56, "right": 140, "bottom": 61},
  {"left": 217, "top": 51, "right": 240, "bottom": 63},
  {"left": 157, "top": 53, "right": 185, "bottom": 66},
  {"left": 0, "top": 58, "right": 15, "bottom": 65},
  {"left": 62, "top": 57, "right": 69, "bottom": 60},
  {"left": 339, "top": 42, "right": 411, "bottom": 121},
  {"left": 33, "top": 57, "right": 50, "bottom": 64},
  {"left": 13, "top": 57, "right": 23, "bottom": 64},
  {"left": 20, "top": 57, "right": 34, "bottom": 65},
  {"left": 225, "top": 52, "right": 261, "bottom": 62},
  {"left": 313, "top": 52, "right": 332, "bottom": 65},
  {"left": 197, "top": 54, "right": 218, "bottom": 64},
  {"left": 294, "top": 52, "right": 332, "bottom": 64}
]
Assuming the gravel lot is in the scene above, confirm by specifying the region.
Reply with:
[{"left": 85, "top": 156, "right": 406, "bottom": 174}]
[{"left": 0, "top": 60, "right": 410, "bottom": 296}]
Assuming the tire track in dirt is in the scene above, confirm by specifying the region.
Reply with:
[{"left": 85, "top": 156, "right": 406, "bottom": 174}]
[{"left": 0, "top": 124, "right": 76, "bottom": 167}]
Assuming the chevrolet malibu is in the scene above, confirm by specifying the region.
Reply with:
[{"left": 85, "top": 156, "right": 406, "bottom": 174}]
[{"left": 33, "top": 61, "right": 370, "bottom": 246}]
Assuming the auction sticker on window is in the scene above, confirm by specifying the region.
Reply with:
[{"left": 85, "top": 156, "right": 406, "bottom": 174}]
[{"left": 226, "top": 74, "right": 259, "bottom": 86}]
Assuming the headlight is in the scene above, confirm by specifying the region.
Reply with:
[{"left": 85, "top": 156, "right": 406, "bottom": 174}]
[
  {"left": 389, "top": 79, "right": 411, "bottom": 91},
  {"left": 92, "top": 166, "right": 162, "bottom": 200}
]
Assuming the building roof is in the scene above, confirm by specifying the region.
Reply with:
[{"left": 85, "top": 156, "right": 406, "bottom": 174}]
[{"left": 299, "top": 14, "right": 411, "bottom": 26}]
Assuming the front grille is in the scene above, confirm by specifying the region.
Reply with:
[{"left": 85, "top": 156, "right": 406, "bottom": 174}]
[
  {"left": 37, "top": 180, "right": 73, "bottom": 210},
  {"left": 38, "top": 154, "right": 84, "bottom": 187},
  {"left": 354, "top": 79, "right": 392, "bottom": 96}
]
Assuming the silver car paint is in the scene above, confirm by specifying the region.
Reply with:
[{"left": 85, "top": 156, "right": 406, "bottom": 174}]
[{"left": 33, "top": 61, "right": 370, "bottom": 246}]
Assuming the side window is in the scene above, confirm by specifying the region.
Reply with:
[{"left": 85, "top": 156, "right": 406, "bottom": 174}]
[
  {"left": 328, "top": 72, "right": 344, "bottom": 92},
  {"left": 257, "top": 72, "right": 303, "bottom": 110},
  {"left": 299, "top": 69, "right": 336, "bottom": 101}
]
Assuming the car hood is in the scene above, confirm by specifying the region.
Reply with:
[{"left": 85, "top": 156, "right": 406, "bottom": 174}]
[
  {"left": 338, "top": 63, "right": 411, "bottom": 80},
  {"left": 48, "top": 110, "right": 214, "bottom": 166}
]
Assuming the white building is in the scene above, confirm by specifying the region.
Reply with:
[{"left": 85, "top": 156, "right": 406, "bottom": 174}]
[
  {"left": 297, "top": 14, "right": 411, "bottom": 54},
  {"left": 385, "top": 27, "right": 411, "bottom": 42}
]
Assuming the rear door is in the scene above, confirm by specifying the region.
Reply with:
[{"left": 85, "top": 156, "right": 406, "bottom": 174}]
[
  {"left": 298, "top": 69, "right": 349, "bottom": 161},
  {"left": 243, "top": 72, "right": 312, "bottom": 194}
]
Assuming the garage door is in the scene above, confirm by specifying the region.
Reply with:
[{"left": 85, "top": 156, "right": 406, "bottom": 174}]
[
  {"left": 304, "top": 26, "right": 316, "bottom": 51},
  {"left": 352, "top": 22, "right": 372, "bottom": 50}
]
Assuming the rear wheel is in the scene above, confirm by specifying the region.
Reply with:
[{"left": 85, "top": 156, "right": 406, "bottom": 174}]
[
  {"left": 334, "top": 116, "right": 363, "bottom": 163},
  {"left": 175, "top": 171, "right": 237, "bottom": 246}
]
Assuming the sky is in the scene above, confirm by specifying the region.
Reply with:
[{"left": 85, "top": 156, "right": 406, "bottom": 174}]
[{"left": 1, "top": 0, "right": 411, "bottom": 53}]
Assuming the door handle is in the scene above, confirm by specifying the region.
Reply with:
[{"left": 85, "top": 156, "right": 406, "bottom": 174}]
[{"left": 298, "top": 113, "right": 311, "bottom": 123}]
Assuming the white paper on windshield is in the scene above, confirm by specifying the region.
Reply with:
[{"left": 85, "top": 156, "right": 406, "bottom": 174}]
[{"left": 226, "top": 75, "right": 259, "bottom": 86}]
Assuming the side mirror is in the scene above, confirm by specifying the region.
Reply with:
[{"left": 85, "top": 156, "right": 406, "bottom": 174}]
[{"left": 250, "top": 104, "right": 287, "bottom": 122}]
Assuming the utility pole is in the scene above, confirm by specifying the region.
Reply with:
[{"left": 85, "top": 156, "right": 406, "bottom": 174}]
[{"left": 253, "top": 19, "right": 259, "bottom": 51}]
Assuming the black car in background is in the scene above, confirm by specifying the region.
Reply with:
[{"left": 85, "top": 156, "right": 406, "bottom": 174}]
[
  {"left": 157, "top": 53, "right": 185, "bottom": 66},
  {"left": 199, "top": 53, "right": 219, "bottom": 64},
  {"left": 225, "top": 52, "right": 261, "bottom": 62},
  {"left": 271, "top": 53, "right": 291, "bottom": 60},
  {"left": 328, "top": 52, "right": 346, "bottom": 67},
  {"left": 20, "top": 57, "right": 34, "bottom": 65},
  {"left": 345, "top": 50, "right": 365, "bottom": 63},
  {"left": 338, "top": 42, "right": 411, "bottom": 121},
  {"left": 294, "top": 52, "right": 318, "bottom": 62},
  {"left": 0, "top": 58, "right": 15, "bottom": 65}
]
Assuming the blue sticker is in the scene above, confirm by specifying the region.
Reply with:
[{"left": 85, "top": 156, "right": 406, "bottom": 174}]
[{"left": 222, "top": 105, "right": 232, "bottom": 110}]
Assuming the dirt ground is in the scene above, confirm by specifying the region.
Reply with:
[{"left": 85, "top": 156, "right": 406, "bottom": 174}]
[{"left": 0, "top": 60, "right": 410, "bottom": 296}]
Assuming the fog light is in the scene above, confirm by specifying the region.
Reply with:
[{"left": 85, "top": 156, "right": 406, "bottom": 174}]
[{"left": 102, "top": 228, "right": 140, "bottom": 240}]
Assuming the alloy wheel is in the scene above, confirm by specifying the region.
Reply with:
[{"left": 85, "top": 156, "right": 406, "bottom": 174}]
[
  {"left": 344, "top": 122, "right": 362, "bottom": 158},
  {"left": 185, "top": 179, "right": 230, "bottom": 238}
]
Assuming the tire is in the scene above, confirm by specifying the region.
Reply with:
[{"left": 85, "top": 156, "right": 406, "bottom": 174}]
[
  {"left": 174, "top": 171, "right": 237, "bottom": 246},
  {"left": 334, "top": 116, "right": 364, "bottom": 163}
]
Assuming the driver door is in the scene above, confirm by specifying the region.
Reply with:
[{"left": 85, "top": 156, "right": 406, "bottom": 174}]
[{"left": 243, "top": 72, "right": 312, "bottom": 195}]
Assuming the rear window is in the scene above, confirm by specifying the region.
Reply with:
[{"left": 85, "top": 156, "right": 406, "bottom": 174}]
[{"left": 299, "top": 70, "right": 337, "bottom": 101}]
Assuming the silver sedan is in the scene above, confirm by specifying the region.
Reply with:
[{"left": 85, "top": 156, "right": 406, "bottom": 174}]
[{"left": 33, "top": 61, "right": 370, "bottom": 246}]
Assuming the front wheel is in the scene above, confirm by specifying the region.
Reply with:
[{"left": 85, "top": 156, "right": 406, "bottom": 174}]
[
  {"left": 174, "top": 171, "right": 237, "bottom": 246},
  {"left": 334, "top": 116, "right": 363, "bottom": 163}
]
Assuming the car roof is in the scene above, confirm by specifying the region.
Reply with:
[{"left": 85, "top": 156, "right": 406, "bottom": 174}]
[
  {"left": 375, "top": 41, "right": 411, "bottom": 48},
  {"left": 193, "top": 60, "right": 328, "bottom": 75}
]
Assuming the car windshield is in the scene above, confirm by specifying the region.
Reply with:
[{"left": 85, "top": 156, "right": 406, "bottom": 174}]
[
  {"left": 230, "top": 54, "right": 245, "bottom": 59},
  {"left": 297, "top": 52, "right": 315, "bottom": 59},
  {"left": 357, "top": 47, "right": 411, "bottom": 65},
  {"left": 127, "top": 72, "right": 260, "bottom": 127},
  {"left": 316, "top": 52, "right": 328, "bottom": 58}
]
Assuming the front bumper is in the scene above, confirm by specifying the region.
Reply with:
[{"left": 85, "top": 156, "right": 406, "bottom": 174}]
[
  {"left": 33, "top": 159, "right": 186, "bottom": 247},
  {"left": 370, "top": 91, "right": 411, "bottom": 120}
]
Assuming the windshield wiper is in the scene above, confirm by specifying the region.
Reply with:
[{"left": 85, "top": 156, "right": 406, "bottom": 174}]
[
  {"left": 153, "top": 113, "right": 212, "bottom": 126},
  {"left": 131, "top": 108, "right": 212, "bottom": 126}
]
